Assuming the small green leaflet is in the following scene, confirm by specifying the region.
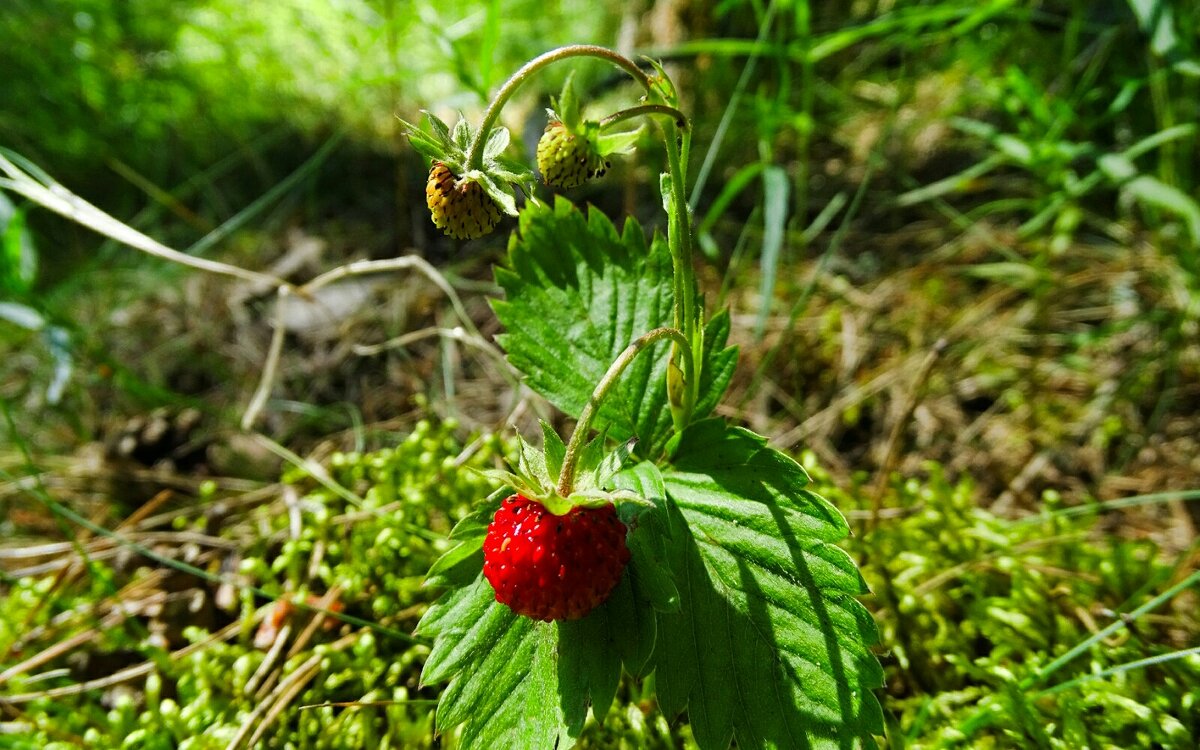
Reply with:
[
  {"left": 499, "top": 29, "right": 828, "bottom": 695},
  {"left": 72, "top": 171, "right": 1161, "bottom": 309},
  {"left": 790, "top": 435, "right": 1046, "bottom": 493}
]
[
  {"left": 493, "top": 197, "right": 737, "bottom": 459},
  {"left": 657, "top": 419, "right": 884, "bottom": 749}
]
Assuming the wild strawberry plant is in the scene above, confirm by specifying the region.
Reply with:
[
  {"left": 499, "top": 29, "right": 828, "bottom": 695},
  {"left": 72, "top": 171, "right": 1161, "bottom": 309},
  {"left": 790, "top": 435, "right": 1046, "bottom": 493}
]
[{"left": 404, "top": 45, "right": 883, "bottom": 749}]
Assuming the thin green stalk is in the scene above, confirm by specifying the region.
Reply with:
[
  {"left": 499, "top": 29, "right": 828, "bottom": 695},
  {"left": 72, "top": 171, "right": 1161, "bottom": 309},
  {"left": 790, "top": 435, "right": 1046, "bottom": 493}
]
[
  {"left": 599, "top": 104, "right": 687, "bottom": 130},
  {"left": 466, "top": 45, "right": 652, "bottom": 170},
  {"left": 662, "top": 118, "right": 702, "bottom": 425},
  {"left": 1034, "top": 646, "right": 1200, "bottom": 698},
  {"left": 688, "top": 0, "right": 778, "bottom": 211},
  {"left": 557, "top": 327, "right": 692, "bottom": 496},
  {"left": 1019, "top": 568, "right": 1200, "bottom": 691}
]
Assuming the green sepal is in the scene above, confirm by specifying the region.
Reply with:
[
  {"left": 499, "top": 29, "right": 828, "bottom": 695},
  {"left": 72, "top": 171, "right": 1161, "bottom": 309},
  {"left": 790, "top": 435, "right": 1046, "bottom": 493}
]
[
  {"left": 555, "top": 71, "right": 583, "bottom": 132},
  {"left": 402, "top": 112, "right": 528, "bottom": 219},
  {"left": 421, "top": 110, "right": 452, "bottom": 143},
  {"left": 540, "top": 420, "right": 566, "bottom": 484},
  {"left": 596, "top": 128, "right": 643, "bottom": 156},
  {"left": 473, "top": 170, "right": 519, "bottom": 217},
  {"left": 451, "top": 117, "right": 472, "bottom": 151},
  {"left": 515, "top": 432, "right": 553, "bottom": 490},
  {"left": 483, "top": 126, "right": 511, "bottom": 160},
  {"left": 474, "top": 468, "right": 542, "bottom": 499},
  {"left": 406, "top": 133, "right": 446, "bottom": 162},
  {"left": 399, "top": 115, "right": 452, "bottom": 164},
  {"left": 644, "top": 57, "right": 679, "bottom": 107}
]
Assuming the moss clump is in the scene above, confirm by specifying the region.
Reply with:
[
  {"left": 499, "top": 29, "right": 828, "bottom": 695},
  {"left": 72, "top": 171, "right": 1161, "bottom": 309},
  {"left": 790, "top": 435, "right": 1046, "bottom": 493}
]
[{"left": 3, "top": 425, "right": 1195, "bottom": 747}]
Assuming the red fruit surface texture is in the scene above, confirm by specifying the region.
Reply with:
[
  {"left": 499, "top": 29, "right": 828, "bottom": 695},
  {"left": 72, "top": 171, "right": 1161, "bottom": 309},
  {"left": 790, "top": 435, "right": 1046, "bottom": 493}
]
[{"left": 482, "top": 494, "right": 630, "bottom": 622}]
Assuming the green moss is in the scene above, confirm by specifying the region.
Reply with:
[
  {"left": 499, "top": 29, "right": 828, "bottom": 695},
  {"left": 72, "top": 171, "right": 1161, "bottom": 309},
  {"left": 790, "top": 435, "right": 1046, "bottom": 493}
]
[{"left": 2, "top": 425, "right": 1194, "bottom": 747}]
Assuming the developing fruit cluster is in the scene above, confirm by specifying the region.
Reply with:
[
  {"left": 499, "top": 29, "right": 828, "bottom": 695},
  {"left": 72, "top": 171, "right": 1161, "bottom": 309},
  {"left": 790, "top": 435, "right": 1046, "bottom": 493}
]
[{"left": 482, "top": 494, "right": 630, "bottom": 621}]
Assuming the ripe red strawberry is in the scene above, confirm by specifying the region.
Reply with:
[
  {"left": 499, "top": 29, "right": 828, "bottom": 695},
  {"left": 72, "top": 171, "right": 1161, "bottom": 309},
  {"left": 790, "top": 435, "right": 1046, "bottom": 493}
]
[
  {"left": 425, "top": 162, "right": 503, "bottom": 240},
  {"left": 536, "top": 121, "right": 610, "bottom": 189},
  {"left": 482, "top": 494, "right": 630, "bottom": 621}
]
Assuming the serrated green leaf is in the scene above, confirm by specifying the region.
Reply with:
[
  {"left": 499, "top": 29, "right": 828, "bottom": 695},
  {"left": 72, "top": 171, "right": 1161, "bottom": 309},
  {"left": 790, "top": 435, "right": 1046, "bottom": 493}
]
[
  {"left": 695, "top": 309, "right": 738, "bottom": 420},
  {"left": 655, "top": 419, "right": 884, "bottom": 749},
  {"left": 614, "top": 461, "right": 680, "bottom": 615},
  {"left": 613, "top": 459, "right": 669, "bottom": 524},
  {"left": 427, "top": 487, "right": 506, "bottom": 588},
  {"left": 419, "top": 573, "right": 630, "bottom": 749},
  {"left": 559, "top": 602, "right": 622, "bottom": 723},
  {"left": 601, "top": 570, "right": 658, "bottom": 677},
  {"left": 594, "top": 437, "right": 637, "bottom": 488},
  {"left": 493, "top": 198, "right": 736, "bottom": 459},
  {"left": 450, "top": 487, "right": 509, "bottom": 541},
  {"left": 425, "top": 540, "right": 484, "bottom": 589}
]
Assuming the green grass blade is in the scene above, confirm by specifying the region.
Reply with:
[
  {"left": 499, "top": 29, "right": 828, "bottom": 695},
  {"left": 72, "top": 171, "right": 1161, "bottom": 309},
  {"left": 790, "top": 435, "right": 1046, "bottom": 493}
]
[{"left": 754, "top": 165, "right": 789, "bottom": 340}]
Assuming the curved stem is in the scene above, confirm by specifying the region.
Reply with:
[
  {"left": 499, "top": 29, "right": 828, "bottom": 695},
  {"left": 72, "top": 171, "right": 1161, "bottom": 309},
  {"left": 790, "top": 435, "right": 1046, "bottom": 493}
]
[
  {"left": 466, "top": 45, "right": 653, "bottom": 170},
  {"left": 557, "top": 327, "right": 692, "bottom": 497},
  {"left": 599, "top": 104, "right": 688, "bottom": 131}
]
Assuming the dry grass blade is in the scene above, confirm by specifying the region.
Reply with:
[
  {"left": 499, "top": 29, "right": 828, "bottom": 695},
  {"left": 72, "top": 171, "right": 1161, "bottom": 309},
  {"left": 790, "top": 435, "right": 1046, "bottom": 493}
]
[
  {"left": 240, "top": 256, "right": 500, "bottom": 430},
  {"left": 0, "top": 616, "right": 250, "bottom": 705},
  {"left": 0, "top": 153, "right": 291, "bottom": 290},
  {"left": 226, "top": 631, "right": 358, "bottom": 750}
]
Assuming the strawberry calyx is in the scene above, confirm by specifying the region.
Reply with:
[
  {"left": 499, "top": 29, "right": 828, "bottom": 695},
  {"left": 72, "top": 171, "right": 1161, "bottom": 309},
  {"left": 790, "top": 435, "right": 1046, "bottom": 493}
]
[
  {"left": 401, "top": 111, "right": 534, "bottom": 230},
  {"left": 475, "top": 421, "right": 645, "bottom": 517}
]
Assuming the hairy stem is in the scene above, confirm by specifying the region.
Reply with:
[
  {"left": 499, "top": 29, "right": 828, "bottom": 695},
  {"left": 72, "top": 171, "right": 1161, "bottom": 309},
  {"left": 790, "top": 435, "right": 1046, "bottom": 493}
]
[
  {"left": 557, "top": 327, "right": 692, "bottom": 497},
  {"left": 466, "top": 45, "right": 653, "bottom": 170}
]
